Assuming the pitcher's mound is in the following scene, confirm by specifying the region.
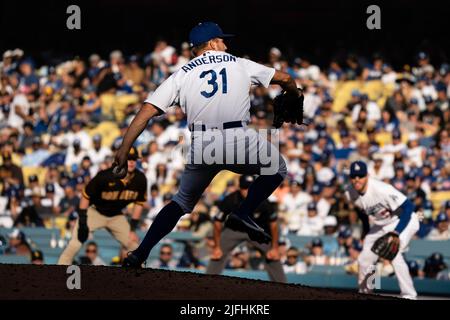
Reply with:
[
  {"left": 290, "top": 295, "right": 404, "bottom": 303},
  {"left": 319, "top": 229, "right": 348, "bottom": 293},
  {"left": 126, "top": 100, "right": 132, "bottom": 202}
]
[{"left": 0, "top": 264, "right": 390, "bottom": 300}]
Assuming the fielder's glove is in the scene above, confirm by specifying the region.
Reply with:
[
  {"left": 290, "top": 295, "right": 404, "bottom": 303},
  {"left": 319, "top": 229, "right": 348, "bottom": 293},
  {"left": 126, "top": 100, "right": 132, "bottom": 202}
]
[
  {"left": 272, "top": 88, "right": 305, "bottom": 128},
  {"left": 371, "top": 232, "right": 400, "bottom": 261},
  {"left": 77, "top": 208, "right": 89, "bottom": 243}
]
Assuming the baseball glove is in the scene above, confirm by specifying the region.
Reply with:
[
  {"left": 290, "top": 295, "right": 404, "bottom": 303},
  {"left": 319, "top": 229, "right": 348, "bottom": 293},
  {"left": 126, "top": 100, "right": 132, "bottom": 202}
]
[
  {"left": 272, "top": 88, "right": 305, "bottom": 128},
  {"left": 371, "top": 232, "right": 400, "bottom": 261}
]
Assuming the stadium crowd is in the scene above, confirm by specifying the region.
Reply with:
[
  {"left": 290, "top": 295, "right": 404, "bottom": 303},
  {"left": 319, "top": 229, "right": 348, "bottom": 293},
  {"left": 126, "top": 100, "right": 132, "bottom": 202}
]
[{"left": 0, "top": 41, "right": 449, "bottom": 281}]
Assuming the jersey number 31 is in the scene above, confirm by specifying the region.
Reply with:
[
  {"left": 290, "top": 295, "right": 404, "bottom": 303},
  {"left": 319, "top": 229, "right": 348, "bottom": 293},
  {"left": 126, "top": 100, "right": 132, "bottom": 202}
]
[{"left": 199, "top": 68, "right": 227, "bottom": 98}]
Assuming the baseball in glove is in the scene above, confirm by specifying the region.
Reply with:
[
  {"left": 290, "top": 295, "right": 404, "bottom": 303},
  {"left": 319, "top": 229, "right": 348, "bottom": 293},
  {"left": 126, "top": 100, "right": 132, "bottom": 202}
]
[
  {"left": 272, "top": 88, "right": 305, "bottom": 128},
  {"left": 371, "top": 232, "right": 400, "bottom": 261}
]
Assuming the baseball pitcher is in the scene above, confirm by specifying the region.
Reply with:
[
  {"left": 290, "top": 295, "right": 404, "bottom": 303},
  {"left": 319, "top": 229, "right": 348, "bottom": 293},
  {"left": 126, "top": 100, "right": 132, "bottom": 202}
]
[{"left": 113, "top": 22, "right": 304, "bottom": 267}]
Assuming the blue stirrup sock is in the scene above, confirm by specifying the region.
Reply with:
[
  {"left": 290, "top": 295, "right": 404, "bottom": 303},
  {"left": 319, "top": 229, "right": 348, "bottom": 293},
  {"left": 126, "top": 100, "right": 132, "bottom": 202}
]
[
  {"left": 133, "top": 201, "right": 184, "bottom": 261},
  {"left": 235, "top": 173, "right": 284, "bottom": 219}
]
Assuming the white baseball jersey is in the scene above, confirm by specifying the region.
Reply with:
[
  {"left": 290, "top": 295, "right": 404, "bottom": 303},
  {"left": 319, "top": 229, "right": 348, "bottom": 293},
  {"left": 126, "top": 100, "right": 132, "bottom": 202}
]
[
  {"left": 345, "top": 177, "right": 407, "bottom": 226},
  {"left": 144, "top": 50, "right": 275, "bottom": 126}
]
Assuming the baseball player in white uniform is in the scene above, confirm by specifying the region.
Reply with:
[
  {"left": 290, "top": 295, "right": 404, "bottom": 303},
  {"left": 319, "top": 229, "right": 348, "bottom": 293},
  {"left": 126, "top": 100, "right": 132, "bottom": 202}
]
[
  {"left": 113, "top": 22, "right": 301, "bottom": 267},
  {"left": 345, "top": 161, "right": 419, "bottom": 299}
]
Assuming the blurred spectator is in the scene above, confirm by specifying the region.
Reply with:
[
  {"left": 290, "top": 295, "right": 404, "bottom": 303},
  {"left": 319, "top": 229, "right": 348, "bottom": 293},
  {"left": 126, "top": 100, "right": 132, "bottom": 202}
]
[
  {"left": 329, "top": 226, "right": 353, "bottom": 265},
  {"left": 4, "top": 229, "right": 31, "bottom": 257},
  {"left": 55, "top": 184, "right": 80, "bottom": 218},
  {"left": 305, "top": 238, "right": 328, "bottom": 266},
  {"left": 379, "top": 130, "right": 407, "bottom": 165},
  {"left": 348, "top": 141, "right": 371, "bottom": 164},
  {"left": 225, "top": 248, "right": 249, "bottom": 271},
  {"left": 149, "top": 243, "right": 177, "bottom": 269},
  {"left": 283, "top": 247, "right": 307, "bottom": 274},
  {"left": 79, "top": 241, "right": 105, "bottom": 266},
  {"left": 177, "top": 241, "right": 204, "bottom": 270},
  {"left": 362, "top": 54, "right": 383, "bottom": 81},
  {"left": 311, "top": 184, "right": 330, "bottom": 218},
  {"left": 18, "top": 121, "right": 35, "bottom": 152},
  {"left": 31, "top": 250, "right": 44, "bottom": 265},
  {"left": 406, "top": 260, "right": 422, "bottom": 278},
  {"left": 352, "top": 93, "right": 381, "bottom": 123},
  {"left": 376, "top": 108, "right": 399, "bottom": 133},
  {"left": 24, "top": 174, "right": 42, "bottom": 197},
  {"left": 423, "top": 252, "right": 448, "bottom": 279},
  {"left": 280, "top": 180, "right": 312, "bottom": 233},
  {"left": 426, "top": 212, "right": 450, "bottom": 240},
  {"left": 416, "top": 200, "right": 435, "bottom": 238},
  {"left": 65, "top": 138, "right": 87, "bottom": 169},
  {"left": 63, "top": 211, "right": 79, "bottom": 240},
  {"left": 344, "top": 239, "right": 363, "bottom": 274},
  {"left": 419, "top": 96, "right": 444, "bottom": 134},
  {"left": 0, "top": 151, "right": 23, "bottom": 187},
  {"left": 123, "top": 55, "right": 144, "bottom": 86},
  {"left": 87, "top": 134, "right": 112, "bottom": 173},
  {"left": 323, "top": 215, "right": 338, "bottom": 236},
  {"left": 21, "top": 136, "right": 50, "bottom": 166},
  {"left": 14, "top": 188, "right": 45, "bottom": 227},
  {"left": 297, "top": 202, "right": 323, "bottom": 236},
  {"left": 368, "top": 153, "right": 394, "bottom": 181},
  {"left": 41, "top": 183, "right": 57, "bottom": 215}
]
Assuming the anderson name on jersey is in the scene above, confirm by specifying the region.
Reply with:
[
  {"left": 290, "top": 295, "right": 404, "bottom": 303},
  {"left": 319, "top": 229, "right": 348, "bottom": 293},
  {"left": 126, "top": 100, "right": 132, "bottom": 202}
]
[
  {"left": 345, "top": 177, "right": 407, "bottom": 226},
  {"left": 144, "top": 50, "right": 275, "bottom": 126}
]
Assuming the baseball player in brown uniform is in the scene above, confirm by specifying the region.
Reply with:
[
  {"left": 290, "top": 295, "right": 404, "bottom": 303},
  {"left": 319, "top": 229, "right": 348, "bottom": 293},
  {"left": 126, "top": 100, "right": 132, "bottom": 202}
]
[{"left": 58, "top": 147, "right": 147, "bottom": 265}]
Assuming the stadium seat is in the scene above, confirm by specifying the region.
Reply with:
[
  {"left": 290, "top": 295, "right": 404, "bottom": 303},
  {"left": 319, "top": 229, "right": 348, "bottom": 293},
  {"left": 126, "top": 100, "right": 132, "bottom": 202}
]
[
  {"left": 332, "top": 80, "right": 362, "bottom": 113},
  {"left": 408, "top": 240, "right": 450, "bottom": 258},
  {"left": 430, "top": 191, "right": 450, "bottom": 214},
  {"left": 286, "top": 235, "right": 336, "bottom": 250},
  {"left": 0, "top": 255, "right": 30, "bottom": 264},
  {"left": 88, "top": 121, "right": 120, "bottom": 148},
  {"left": 19, "top": 227, "right": 60, "bottom": 238},
  {"left": 362, "top": 80, "right": 384, "bottom": 101},
  {"left": 22, "top": 167, "right": 48, "bottom": 187},
  {"left": 93, "top": 229, "right": 114, "bottom": 239},
  {"left": 0, "top": 227, "right": 60, "bottom": 240},
  {"left": 309, "top": 264, "right": 347, "bottom": 275},
  {"left": 44, "top": 256, "right": 59, "bottom": 265}
]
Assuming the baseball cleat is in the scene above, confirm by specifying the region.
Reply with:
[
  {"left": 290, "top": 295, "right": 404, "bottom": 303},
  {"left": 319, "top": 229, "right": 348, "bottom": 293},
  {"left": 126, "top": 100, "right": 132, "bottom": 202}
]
[
  {"left": 225, "top": 213, "right": 272, "bottom": 244},
  {"left": 122, "top": 251, "right": 144, "bottom": 268}
]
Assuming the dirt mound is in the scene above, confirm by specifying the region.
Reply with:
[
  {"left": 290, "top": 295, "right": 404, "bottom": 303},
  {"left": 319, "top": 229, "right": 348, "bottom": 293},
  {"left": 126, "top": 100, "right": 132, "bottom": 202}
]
[{"left": 0, "top": 264, "right": 390, "bottom": 300}]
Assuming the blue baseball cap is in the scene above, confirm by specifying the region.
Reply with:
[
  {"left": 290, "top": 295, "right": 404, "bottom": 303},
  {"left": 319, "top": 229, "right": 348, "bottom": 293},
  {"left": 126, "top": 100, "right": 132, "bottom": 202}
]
[
  {"left": 312, "top": 184, "right": 322, "bottom": 195},
  {"left": 349, "top": 161, "right": 368, "bottom": 178},
  {"left": 311, "top": 238, "right": 323, "bottom": 247},
  {"left": 407, "top": 260, "right": 419, "bottom": 272},
  {"left": 189, "top": 22, "right": 234, "bottom": 47},
  {"left": 424, "top": 95, "right": 434, "bottom": 104},
  {"left": 338, "top": 227, "right": 352, "bottom": 239},
  {"left": 351, "top": 239, "right": 363, "bottom": 251},
  {"left": 307, "top": 202, "right": 317, "bottom": 211},
  {"left": 436, "top": 212, "right": 449, "bottom": 223},
  {"left": 239, "top": 174, "right": 255, "bottom": 189},
  {"left": 418, "top": 52, "right": 428, "bottom": 60},
  {"left": 424, "top": 200, "right": 433, "bottom": 210},
  {"left": 392, "top": 130, "right": 401, "bottom": 140},
  {"left": 406, "top": 172, "right": 416, "bottom": 181},
  {"left": 340, "top": 129, "right": 349, "bottom": 137}
]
